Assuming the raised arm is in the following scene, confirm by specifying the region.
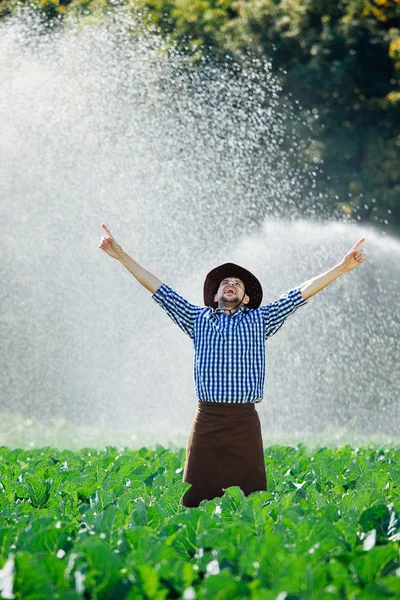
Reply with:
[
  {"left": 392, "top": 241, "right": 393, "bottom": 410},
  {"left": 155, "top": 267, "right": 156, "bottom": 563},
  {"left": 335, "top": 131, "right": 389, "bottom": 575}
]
[
  {"left": 299, "top": 238, "right": 366, "bottom": 301},
  {"left": 98, "top": 224, "right": 162, "bottom": 294}
]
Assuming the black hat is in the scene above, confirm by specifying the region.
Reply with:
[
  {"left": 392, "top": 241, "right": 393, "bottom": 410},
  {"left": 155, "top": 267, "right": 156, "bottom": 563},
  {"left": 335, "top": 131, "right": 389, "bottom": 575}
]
[{"left": 203, "top": 262, "right": 263, "bottom": 309}]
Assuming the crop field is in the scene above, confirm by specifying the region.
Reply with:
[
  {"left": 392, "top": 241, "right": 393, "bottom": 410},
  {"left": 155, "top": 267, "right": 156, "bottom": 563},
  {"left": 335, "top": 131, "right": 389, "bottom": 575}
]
[{"left": 0, "top": 444, "right": 399, "bottom": 599}]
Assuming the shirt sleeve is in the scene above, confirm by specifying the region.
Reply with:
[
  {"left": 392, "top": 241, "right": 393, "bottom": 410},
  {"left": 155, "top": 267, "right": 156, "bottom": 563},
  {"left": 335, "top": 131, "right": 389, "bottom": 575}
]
[
  {"left": 152, "top": 283, "right": 203, "bottom": 340},
  {"left": 259, "top": 287, "right": 308, "bottom": 340}
]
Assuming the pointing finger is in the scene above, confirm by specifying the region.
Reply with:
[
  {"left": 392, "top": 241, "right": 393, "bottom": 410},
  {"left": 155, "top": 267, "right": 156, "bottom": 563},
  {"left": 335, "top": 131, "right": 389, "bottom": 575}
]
[
  {"left": 102, "top": 223, "right": 112, "bottom": 236},
  {"left": 353, "top": 237, "right": 366, "bottom": 249}
]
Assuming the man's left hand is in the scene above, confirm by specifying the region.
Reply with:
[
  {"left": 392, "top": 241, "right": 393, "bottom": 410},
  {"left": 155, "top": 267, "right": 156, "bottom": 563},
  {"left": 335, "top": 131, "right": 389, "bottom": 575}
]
[{"left": 341, "top": 238, "right": 366, "bottom": 272}]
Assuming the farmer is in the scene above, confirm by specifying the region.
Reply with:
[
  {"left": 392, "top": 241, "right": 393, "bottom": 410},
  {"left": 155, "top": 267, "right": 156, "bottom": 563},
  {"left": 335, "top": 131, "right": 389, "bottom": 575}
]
[{"left": 98, "top": 224, "right": 366, "bottom": 507}]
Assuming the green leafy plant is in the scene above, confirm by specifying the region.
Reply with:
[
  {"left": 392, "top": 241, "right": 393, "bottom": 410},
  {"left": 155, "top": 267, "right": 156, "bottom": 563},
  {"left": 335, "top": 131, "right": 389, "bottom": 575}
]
[{"left": 0, "top": 444, "right": 399, "bottom": 598}]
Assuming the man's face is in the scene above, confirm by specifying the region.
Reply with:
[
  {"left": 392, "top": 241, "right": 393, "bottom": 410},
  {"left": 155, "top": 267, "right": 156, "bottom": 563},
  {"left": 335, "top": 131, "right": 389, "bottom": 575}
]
[{"left": 214, "top": 277, "right": 250, "bottom": 307}]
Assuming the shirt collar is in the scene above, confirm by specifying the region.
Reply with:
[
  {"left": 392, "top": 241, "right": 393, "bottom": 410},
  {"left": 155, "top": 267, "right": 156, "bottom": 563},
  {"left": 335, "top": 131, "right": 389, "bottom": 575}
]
[{"left": 213, "top": 306, "right": 250, "bottom": 315}]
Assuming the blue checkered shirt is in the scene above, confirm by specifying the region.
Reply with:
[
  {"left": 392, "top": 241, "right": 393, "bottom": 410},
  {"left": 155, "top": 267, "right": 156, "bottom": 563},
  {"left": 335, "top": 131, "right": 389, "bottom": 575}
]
[{"left": 152, "top": 283, "right": 308, "bottom": 403}]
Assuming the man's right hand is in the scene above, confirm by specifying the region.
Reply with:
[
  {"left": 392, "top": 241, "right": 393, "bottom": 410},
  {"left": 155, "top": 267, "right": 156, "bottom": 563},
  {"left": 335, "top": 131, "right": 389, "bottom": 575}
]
[
  {"left": 99, "top": 224, "right": 162, "bottom": 293},
  {"left": 98, "top": 224, "right": 124, "bottom": 260}
]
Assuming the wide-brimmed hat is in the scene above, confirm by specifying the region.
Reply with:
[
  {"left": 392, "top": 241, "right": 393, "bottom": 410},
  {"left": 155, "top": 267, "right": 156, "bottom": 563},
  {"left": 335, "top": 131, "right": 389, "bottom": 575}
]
[{"left": 203, "top": 262, "right": 263, "bottom": 309}]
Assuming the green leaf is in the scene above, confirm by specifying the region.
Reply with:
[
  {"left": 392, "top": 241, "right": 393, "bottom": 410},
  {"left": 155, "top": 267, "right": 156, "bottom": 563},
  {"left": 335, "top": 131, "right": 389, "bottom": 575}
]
[
  {"left": 198, "top": 569, "right": 250, "bottom": 599},
  {"left": 71, "top": 537, "right": 126, "bottom": 600},
  {"left": 350, "top": 544, "right": 399, "bottom": 585},
  {"left": 14, "top": 552, "right": 55, "bottom": 599},
  {"left": 93, "top": 504, "right": 125, "bottom": 549},
  {"left": 356, "top": 577, "right": 400, "bottom": 600},
  {"left": 335, "top": 519, "right": 359, "bottom": 552},
  {"left": 130, "top": 498, "right": 148, "bottom": 526},
  {"left": 124, "top": 526, "right": 158, "bottom": 552},
  {"left": 144, "top": 467, "right": 166, "bottom": 488},
  {"left": 135, "top": 564, "right": 160, "bottom": 599},
  {"left": 25, "top": 477, "right": 51, "bottom": 508},
  {"left": 218, "top": 486, "right": 246, "bottom": 520},
  {"left": 0, "top": 478, "right": 17, "bottom": 503},
  {"left": 158, "top": 482, "right": 191, "bottom": 516},
  {"left": 359, "top": 504, "right": 391, "bottom": 539},
  {"left": 59, "top": 492, "right": 79, "bottom": 518},
  {"left": 272, "top": 555, "right": 314, "bottom": 595},
  {"left": 16, "top": 518, "right": 69, "bottom": 555},
  {"left": 327, "top": 558, "right": 361, "bottom": 598},
  {"left": 305, "top": 484, "right": 327, "bottom": 510},
  {"left": 40, "top": 553, "right": 70, "bottom": 590},
  {"left": 14, "top": 484, "right": 30, "bottom": 500},
  {"left": 77, "top": 477, "right": 98, "bottom": 503},
  {"left": 0, "top": 527, "right": 14, "bottom": 568},
  {"left": 147, "top": 504, "right": 168, "bottom": 530},
  {"left": 243, "top": 533, "right": 286, "bottom": 588},
  {"left": 55, "top": 591, "right": 84, "bottom": 600},
  {"left": 373, "top": 576, "right": 400, "bottom": 595},
  {"left": 160, "top": 508, "right": 208, "bottom": 560}
]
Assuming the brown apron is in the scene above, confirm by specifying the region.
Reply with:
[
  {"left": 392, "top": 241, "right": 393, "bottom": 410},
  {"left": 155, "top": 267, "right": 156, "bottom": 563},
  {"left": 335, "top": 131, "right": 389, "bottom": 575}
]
[{"left": 180, "top": 401, "right": 267, "bottom": 508}]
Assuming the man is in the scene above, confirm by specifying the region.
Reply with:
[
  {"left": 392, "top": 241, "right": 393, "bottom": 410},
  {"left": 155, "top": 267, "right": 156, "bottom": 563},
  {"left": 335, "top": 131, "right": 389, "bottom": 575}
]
[{"left": 99, "top": 223, "right": 366, "bottom": 507}]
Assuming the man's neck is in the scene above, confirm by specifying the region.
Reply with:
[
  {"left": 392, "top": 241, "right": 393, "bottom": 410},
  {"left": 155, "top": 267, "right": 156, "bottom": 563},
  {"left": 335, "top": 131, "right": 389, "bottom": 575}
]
[{"left": 216, "top": 305, "right": 243, "bottom": 315}]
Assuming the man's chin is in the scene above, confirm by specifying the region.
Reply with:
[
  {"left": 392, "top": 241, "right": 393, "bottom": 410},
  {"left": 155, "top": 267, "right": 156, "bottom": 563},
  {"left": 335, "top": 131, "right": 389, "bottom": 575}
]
[{"left": 222, "top": 296, "right": 239, "bottom": 305}]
